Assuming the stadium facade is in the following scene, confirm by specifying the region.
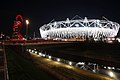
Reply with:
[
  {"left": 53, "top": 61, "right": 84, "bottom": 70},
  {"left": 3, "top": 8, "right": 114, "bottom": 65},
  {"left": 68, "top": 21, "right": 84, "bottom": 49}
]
[{"left": 39, "top": 17, "right": 120, "bottom": 41}]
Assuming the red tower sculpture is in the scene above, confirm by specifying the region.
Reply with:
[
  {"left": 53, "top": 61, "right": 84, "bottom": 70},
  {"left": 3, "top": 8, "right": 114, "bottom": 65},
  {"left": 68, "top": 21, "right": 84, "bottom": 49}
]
[{"left": 12, "top": 15, "right": 24, "bottom": 40}]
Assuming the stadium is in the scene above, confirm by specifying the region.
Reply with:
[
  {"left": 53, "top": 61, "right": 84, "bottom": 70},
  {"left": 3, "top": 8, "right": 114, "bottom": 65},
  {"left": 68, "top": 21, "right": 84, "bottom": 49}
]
[{"left": 39, "top": 17, "right": 120, "bottom": 41}]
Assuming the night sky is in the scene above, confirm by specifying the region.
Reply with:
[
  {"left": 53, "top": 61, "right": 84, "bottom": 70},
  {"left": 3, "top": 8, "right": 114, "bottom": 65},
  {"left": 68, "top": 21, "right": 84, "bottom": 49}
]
[{"left": 0, "top": 0, "right": 120, "bottom": 38}]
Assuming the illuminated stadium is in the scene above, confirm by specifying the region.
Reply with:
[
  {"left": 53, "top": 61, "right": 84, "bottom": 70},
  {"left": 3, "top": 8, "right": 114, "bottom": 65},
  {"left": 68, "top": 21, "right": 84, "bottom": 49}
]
[{"left": 39, "top": 17, "right": 120, "bottom": 41}]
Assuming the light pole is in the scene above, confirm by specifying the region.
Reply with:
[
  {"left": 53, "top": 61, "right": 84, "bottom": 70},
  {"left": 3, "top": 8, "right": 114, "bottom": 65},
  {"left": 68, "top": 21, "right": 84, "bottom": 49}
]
[{"left": 26, "top": 20, "right": 29, "bottom": 40}]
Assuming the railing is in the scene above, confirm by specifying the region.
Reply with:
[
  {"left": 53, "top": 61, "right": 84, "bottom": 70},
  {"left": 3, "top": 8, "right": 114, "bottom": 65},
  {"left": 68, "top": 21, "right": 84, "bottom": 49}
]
[{"left": 1, "top": 44, "right": 9, "bottom": 80}]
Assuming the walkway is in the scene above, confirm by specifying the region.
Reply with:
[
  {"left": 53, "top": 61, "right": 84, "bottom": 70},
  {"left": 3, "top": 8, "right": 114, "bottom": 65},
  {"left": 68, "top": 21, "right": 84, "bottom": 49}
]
[{"left": 30, "top": 52, "right": 113, "bottom": 80}]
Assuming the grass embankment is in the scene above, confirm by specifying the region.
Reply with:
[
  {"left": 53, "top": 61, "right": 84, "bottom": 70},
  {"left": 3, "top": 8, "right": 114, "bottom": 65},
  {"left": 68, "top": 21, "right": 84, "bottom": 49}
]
[{"left": 5, "top": 47, "right": 57, "bottom": 80}]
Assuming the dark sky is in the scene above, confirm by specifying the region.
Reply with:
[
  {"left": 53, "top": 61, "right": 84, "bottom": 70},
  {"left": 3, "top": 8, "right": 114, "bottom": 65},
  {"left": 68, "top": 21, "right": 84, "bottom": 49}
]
[{"left": 0, "top": 0, "right": 120, "bottom": 37}]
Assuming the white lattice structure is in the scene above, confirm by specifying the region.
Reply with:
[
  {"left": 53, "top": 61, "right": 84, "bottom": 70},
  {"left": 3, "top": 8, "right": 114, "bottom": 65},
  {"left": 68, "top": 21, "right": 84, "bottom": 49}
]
[{"left": 39, "top": 17, "right": 120, "bottom": 40}]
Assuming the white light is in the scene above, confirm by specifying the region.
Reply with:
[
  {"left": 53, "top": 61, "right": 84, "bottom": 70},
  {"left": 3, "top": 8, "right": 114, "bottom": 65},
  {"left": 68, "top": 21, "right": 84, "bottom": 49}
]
[
  {"left": 112, "top": 67, "right": 115, "bottom": 70},
  {"left": 57, "top": 58, "right": 60, "bottom": 62},
  {"left": 66, "top": 18, "right": 70, "bottom": 23},
  {"left": 93, "top": 70, "right": 96, "bottom": 72},
  {"left": 75, "top": 24, "right": 79, "bottom": 27},
  {"left": 78, "top": 62, "right": 85, "bottom": 65},
  {"left": 104, "top": 66, "right": 106, "bottom": 69},
  {"left": 39, "top": 53, "right": 42, "bottom": 56},
  {"left": 69, "top": 61, "right": 72, "bottom": 66},
  {"left": 108, "top": 71, "right": 114, "bottom": 77},
  {"left": 107, "top": 41, "right": 113, "bottom": 43},
  {"left": 54, "top": 22, "right": 57, "bottom": 26},
  {"left": 84, "top": 17, "right": 88, "bottom": 23},
  {"left": 112, "top": 38, "right": 115, "bottom": 40},
  {"left": 29, "top": 49, "right": 31, "bottom": 52},
  {"left": 26, "top": 20, "right": 29, "bottom": 25},
  {"left": 42, "top": 54, "right": 45, "bottom": 57},
  {"left": 107, "top": 38, "right": 111, "bottom": 40},
  {"left": 35, "top": 51, "right": 37, "bottom": 54},
  {"left": 48, "top": 56, "right": 52, "bottom": 59},
  {"left": 108, "top": 67, "right": 111, "bottom": 69},
  {"left": 32, "top": 50, "right": 34, "bottom": 53}
]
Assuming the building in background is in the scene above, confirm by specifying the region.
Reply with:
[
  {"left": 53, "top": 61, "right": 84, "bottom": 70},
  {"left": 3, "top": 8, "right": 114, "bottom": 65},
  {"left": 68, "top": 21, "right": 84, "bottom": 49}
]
[{"left": 39, "top": 16, "right": 120, "bottom": 41}]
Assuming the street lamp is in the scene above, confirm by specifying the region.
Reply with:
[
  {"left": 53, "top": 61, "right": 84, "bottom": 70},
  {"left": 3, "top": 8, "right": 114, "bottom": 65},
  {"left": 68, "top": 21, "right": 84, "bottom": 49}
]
[{"left": 26, "top": 20, "right": 29, "bottom": 40}]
